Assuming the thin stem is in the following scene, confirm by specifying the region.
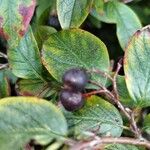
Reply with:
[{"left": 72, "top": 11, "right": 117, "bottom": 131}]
[
  {"left": 87, "top": 80, "right": 137, "bottom": 135},
  {"left": 88, "top": 80, "right": 115, "bottom": 99},
  {"left": 88, "top": 80, "right": 103, "bottom": 88},
  {"left": 70, "top": 137, "right": 150, "bottom": 150},
  {"left": 88, "top": 80, "right": 131, "bottom": 120},
  {"left": 116, "top": 100, "right": 131, "bottom": 120},
  {"left": 83, "top": 89, "right": 105, "bottom": 97},
  {"left": 88, "top": 69, "right": 113, "bottom": 82},
  {"left": 113, "top": 60, "right": 122, "bottom": 100},
  {"left": 0, "top": 63, "right": 8, "bottom": 70},
  {"left": 86, "top": 59, "right": 141, "bottom": 138},
  {"left": 86, "top": 58, "right": 142, "bottom": 139},
  {"left": 111, "top": 59, "right": 141, "bottom": 138},
  {"left": 0, "top": 52, "right": 8, "bottom": 59}
]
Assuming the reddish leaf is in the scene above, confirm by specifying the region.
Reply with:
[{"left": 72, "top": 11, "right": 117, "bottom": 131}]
[{"left": 0, "top": 0, "right": 36, "bottom": 48}]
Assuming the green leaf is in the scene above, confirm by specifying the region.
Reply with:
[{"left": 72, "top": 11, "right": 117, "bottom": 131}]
[
  {"left": 117, "top": 75, "right": 133, "bottom": 107},
  {"left": 8, "top": 27, "right": 44, "bottom": 80},
  {"left": 124, "top": 26, "right": 150, "bottom": 108},
  {"left": 91, "top": 1, "right": 142, "bottom": 49},
  {"left": 57, "top": 0, "right": 93, "bottom": 29},
  {"left": 42, "top": 29, "right": 110, "bottom": 86},
  {"left": 92, "top": 0, "right": 104, "bottom": 14},
  {"left": 34, "top": 25, "right": 57, "bottom": 50},
  {"left": 36, "top": 0, "right": 55, "bottom": 22},
  {"left": 105, "top": 144, "right": 140, "bottom": 150},
  {"left": 0, "top": 0, "right": 36, "bottom": 48},
  {"left": 0, "top": 70, "right": 10, "bottom": 98},
  {"left": 4, "top": 68, "right": 18, "bottom": 84},
  {"left": 45, "top": 141, "right": 63, "bottom": 150},
  {"left": 0, "top": 97, "right": 68, "bottom": 150},
  {"left": 143, "top": 114, "right": 150, "bottom": 137},
  {"left": 16, "top": 79, "right": 56, "bottom": 98},
  {"left": 65, "top": 96, "right": 123, "bottom": 137},
  {"left": 37, "top": 26, "right": 57, "bottom": 42}
]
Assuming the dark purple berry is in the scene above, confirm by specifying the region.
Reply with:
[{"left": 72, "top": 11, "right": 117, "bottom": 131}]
[
  {"left": 62, "top": 68, "right": 89, "bottom": 91},
  {"left": 48, "top": 16, "right": 60, "bottom": 29},
  {"left": 59, "top": 89, "right": 84, "bottom": 111}
]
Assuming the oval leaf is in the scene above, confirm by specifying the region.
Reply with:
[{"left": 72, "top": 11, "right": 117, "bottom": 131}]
[
  {"left": 91, "top": 1, "right": 142, "bottom": 49},
  {"left": 64, "top": 96, "right": 123, "bottom": 137},
  {"left": 57, "top": 0, "right": 93, "bottom": 29},
  {"left": 0, "top": 97, "right": 67, "bottom": 150},
  {"left": 8, "top": 27, "right": 44, "bottom": 80},
  {"left": 42, "top": 29, "right": 110, "bottom": 86},
  {"left": 0, "top": 0, "right": 36, "bottom": 48},
  {"left": 124, "top": 26, "right": 150, "bottom": 108}
]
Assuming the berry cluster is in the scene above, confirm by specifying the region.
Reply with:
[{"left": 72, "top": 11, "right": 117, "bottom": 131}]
[{"left": 59, "top": 68, "right": 89, "bottom": 111}]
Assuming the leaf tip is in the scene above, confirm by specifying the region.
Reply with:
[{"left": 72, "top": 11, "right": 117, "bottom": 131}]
[
  {"left": 18, "top": 0, "right": 36, "bottom": 37},
  {"left": 134, "top": 25, "right": 150, "bottom": 37}
]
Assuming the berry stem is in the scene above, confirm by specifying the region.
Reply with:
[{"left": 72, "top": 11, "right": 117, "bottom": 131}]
[{"left": 83, "top": 89, "right": 105, "bottom": 98}]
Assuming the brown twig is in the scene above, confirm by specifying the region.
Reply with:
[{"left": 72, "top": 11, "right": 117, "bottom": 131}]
[
  {"left": 112, "top": 60, "right": 141, "bottom": 138},
  {"left": 116, "top": 101, "right": 131, "bottom": 120},
  {"left": 86, "top": 59, "right": 141, "bottom": 139},
  {"left": 88, "top": 80, "right": 115, "bottom": 99},
  {"left": 113, "top": 60, "right": 122, "bottom": 100},
  {"left": 70, "top": 137, "right": 150, "bottom": 150},
  {"left": 111, "top": 60, "right": 132, "bottom": 119},
  {"left": 88, "top": 80, "right": 132, "bottom": 121}
]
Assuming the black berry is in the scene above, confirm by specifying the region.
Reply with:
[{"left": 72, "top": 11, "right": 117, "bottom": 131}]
[
  {"left": 48, "top": 16, "right": 60, "bottom": 29},
  {"left": 62, "top": 68, "right": 89, "bottom": 91},
  {"left": 59, "top": 89, "right": 84, "bottom": 111}
]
